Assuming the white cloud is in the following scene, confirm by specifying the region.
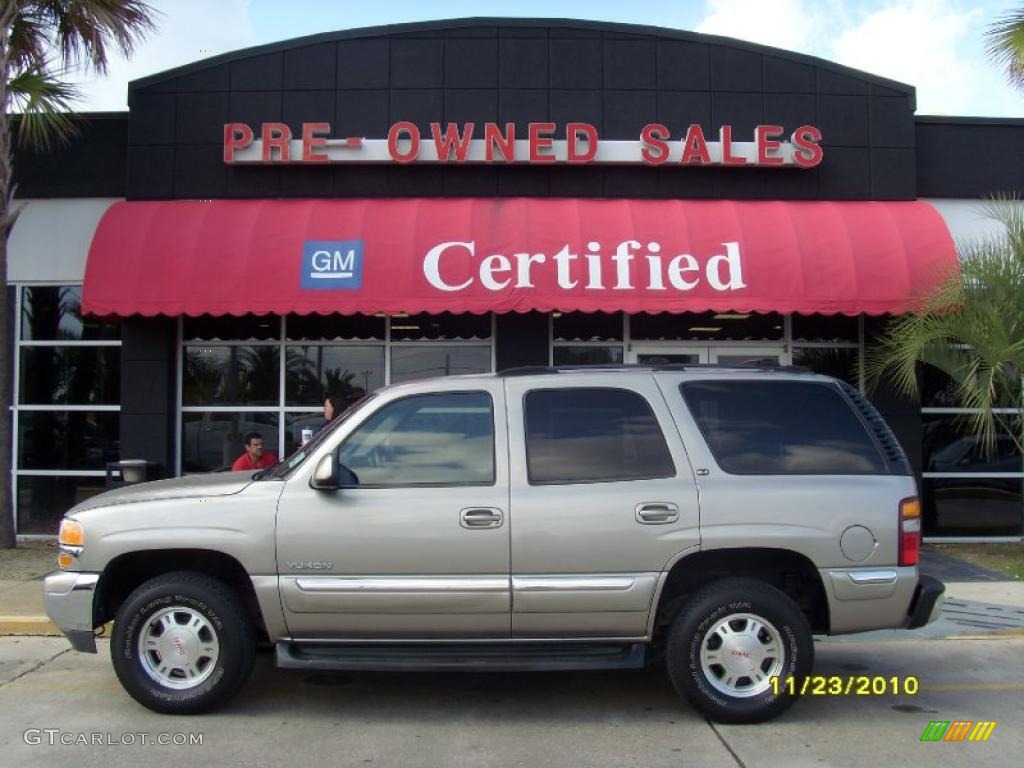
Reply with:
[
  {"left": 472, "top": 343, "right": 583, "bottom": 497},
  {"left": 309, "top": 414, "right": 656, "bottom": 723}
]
[
  {"left": 693, "top": 0, "right": 1024, "bottom": 117},
  {"left": 696, "top": 0, "right": 831, "bottom": 53},
  {"left": 831, "top": 0, "right": 984, "bottom": 114},
  {"left": 71, "top": 0, "right": 255, "bottom": 111}
]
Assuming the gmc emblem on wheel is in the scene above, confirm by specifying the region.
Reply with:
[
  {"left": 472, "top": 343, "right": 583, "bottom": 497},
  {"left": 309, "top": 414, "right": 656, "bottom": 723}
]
[{"left": 286, "top": 561, "right": 333, "bottom": 570}]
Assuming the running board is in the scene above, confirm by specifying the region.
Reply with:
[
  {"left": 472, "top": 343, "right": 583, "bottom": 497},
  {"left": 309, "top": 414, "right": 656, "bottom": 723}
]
[{"left": 275, "top": 641, "right": 646, "bottom": 672}]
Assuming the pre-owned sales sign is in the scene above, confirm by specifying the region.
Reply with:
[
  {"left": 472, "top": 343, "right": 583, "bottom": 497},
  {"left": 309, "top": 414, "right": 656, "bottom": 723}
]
[{"left": 223, "top": 121, "right": 824, "bottom": 168}]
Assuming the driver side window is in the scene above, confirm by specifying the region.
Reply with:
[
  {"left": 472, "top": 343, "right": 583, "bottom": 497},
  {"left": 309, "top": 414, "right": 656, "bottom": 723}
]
[{"left": 337, "top": 391, "right": 495, "bottom": 487}]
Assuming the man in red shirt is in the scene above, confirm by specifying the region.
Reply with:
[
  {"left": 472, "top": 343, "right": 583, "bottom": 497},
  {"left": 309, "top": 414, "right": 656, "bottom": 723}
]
[{"left": 231, "top": 432, "right": 278, "bottom": 472}]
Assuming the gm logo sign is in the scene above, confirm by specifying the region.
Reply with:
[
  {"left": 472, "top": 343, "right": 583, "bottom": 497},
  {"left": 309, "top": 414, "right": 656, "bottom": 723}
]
[{"left": 301, "top": 241, "right": 364, "bottom": 290}]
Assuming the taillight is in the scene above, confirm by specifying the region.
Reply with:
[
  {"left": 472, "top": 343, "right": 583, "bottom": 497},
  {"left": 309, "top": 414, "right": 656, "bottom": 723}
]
[{"left": 899, "top": 497, "right": 921, "bottom": 566}]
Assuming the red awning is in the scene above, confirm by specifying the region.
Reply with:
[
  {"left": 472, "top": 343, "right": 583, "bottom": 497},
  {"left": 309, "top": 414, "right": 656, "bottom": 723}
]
[{"left": 82, "top": 198, "right": 956, "bottom": 317}]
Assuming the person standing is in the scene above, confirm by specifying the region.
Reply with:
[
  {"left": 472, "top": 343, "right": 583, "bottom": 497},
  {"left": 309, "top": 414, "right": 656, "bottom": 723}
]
[
  {"left": 323, "top": 392, "right": 341, "bottom": 425},
  {"left": 231, "top": 432, "right": 278, "bottom": 472}
]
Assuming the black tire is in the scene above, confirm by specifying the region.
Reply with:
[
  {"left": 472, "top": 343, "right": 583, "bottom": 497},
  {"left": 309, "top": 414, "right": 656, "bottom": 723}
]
[
  {"left": 111, "top": 572, "right": 256, "bottom": 714},
  {"left": 665, "top": 577, "right": 813, "bottom": 724}
]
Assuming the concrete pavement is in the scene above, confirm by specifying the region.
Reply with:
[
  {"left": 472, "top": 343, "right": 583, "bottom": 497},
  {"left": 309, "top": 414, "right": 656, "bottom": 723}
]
[{"left": 1, "top": 635, "right": 1022, "bottom": 768}]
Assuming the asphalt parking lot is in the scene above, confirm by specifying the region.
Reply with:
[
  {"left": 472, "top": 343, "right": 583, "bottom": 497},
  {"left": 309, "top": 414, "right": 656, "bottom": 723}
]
[{"left": 1, "top": 634, "right": 1021, "bottom": 768}]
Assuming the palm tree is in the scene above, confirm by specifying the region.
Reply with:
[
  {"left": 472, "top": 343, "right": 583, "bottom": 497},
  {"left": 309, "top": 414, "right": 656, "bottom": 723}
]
[
  {"left": 864, "top": 199, "right": 1024, "bottom": 459},
  {"left": 986, "top": 6, "right": 1024, "bottom": 91},
  {"left": 0, "top": 1, "right": 156, "bottom": 549}
]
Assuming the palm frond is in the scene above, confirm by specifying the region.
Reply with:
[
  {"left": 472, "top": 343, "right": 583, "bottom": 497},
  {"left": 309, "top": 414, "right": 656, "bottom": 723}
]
[
  {"left": 8, "top": 66, "right": 81, "bottom": 149},
  {"left": 986, "top": 7, "right": 1024, "bottom": 90},
  {"left": 27, "top": 0, "right": 158, "bottom": 75}
]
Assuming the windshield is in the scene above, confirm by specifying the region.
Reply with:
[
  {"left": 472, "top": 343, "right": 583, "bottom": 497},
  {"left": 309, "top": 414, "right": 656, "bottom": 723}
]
[{"left": 261, "top": 394, "right": 376, "bottom": 480}]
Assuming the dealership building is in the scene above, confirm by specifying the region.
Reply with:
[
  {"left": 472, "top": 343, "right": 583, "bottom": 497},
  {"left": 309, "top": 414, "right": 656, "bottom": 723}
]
[{"left": 8, "top": 18, "right": 1024, "bottom": 538}]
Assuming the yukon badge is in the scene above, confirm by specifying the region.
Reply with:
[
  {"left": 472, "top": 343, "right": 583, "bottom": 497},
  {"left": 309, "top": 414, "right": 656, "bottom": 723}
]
[{"left": 287, "top": 561, "right": 334, "bottom": 571}]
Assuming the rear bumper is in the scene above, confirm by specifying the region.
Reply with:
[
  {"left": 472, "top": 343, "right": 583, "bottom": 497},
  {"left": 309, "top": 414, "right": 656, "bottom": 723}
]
[
  {"left": 822, "top": 567, "right": 944, "bottom": 634},
  {"left": 905, "top": 574, "right": 945, "bottom": 629}
]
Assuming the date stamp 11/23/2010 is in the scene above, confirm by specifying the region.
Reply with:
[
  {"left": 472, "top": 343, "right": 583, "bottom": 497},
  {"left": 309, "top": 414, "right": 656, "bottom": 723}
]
[{"left": 769, "top": 675, "right": 920, "bottom": 696}]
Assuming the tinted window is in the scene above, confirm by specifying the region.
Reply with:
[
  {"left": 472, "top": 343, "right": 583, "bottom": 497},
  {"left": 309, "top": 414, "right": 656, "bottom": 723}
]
[
  {"left": 681, "top": 381, "right": 886, "bottom": 475},
  {"left": 338, "top": 392, "right": 494, "bottom": 486},
  {"left": 525, "top": 388, "right": 675, "bottom": 484}
]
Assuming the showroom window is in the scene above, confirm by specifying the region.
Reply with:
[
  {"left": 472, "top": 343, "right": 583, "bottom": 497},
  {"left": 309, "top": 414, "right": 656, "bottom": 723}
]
[
  {"left": 549, "top": 313, "right": 863, "bottom": 387},
  {"left": 179, "top": 314, "right": 493, "bottom": 473},
  {"left": 14, "top": 286, "right": 121, "bottom": 534},
  {"left": 919, "top": 365, "right": 1024, "bottom": 538}
]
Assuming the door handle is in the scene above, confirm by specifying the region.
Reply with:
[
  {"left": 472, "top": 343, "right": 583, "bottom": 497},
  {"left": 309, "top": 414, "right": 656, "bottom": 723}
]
[
  {"left": 460, "top": 507, "right": 504, "bottom": 529},
  {"left": 635, "top": 502, "right": 679, "bottom": 525}
]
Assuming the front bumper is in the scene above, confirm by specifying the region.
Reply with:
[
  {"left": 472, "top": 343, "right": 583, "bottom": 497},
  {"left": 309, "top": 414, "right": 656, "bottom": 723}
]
[
  {"left": 905, "top": 574, "right": 945, "bottom": 629},
  {"left": 44, "top": 571, "right": 100, "bottom": 653}
]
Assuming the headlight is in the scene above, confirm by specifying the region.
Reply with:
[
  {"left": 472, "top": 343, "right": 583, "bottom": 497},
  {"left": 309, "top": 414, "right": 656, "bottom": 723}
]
[{"left": 57, "top": 519, "right": 84, "bottom": 569}]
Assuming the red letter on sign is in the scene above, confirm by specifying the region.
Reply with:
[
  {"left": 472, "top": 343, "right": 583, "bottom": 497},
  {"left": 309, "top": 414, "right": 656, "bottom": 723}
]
[
  {"left": 261, "top": 123, "right": 292, "bottom": 162},
  {"left": 680, "top": 124, "right": 711, "bottom": 165},
  {"left": 755, "top": 124, "right": 784, "bottom": 166},
  {"left": 720, "top": 125, "right": 747, "bottom": 165},
  {"left": 485, "top": 123, "right": 515, "bottom": 162},
  {"left": 302, "top": 122, "right": 331, "bottom": 163},
  {"left": 792, "top": 125, "right": 824, "bottom": 168},
  {"left": 640, "top": 123, "right": 669, "bottom": 165},
  {"left": 567, "top": 123, "right": 598, "bottom": 163},
  {"left": 431, "top": 122, "right": 475, "bottom": 162},
  {"left": 529, "top": 122, "right": 556, "bottom": 163},
  {"left": 388, "top": 121, "right": 421, "bottom": 163},
  {"left": 223, "top": 123, "right": 254, "bottom": 163}
]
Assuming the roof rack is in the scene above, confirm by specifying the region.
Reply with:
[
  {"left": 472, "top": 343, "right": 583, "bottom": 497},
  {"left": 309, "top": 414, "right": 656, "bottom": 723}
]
[{"left": 498, "top": 363, "right": 815, "bottom": 377}]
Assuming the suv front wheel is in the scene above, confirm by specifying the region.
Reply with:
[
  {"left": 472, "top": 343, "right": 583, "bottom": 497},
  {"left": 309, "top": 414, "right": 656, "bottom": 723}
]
[
  {"left": 110, "top": 572, "right": 256, "bottom": 714},
  {"left": 665, "top": 578, "right": 813, "bottom": 724}
]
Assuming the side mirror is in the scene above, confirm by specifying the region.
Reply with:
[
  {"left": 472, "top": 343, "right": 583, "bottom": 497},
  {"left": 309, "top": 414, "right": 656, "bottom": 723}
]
[{"left": 310, "top": 454, "right": 338, "bottom": 490}]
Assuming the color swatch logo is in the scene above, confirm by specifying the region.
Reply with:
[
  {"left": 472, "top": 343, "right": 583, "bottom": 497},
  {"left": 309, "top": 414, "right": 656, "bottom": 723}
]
[{"left": 920, "top": 721, "right": 997, "bottom": 742}]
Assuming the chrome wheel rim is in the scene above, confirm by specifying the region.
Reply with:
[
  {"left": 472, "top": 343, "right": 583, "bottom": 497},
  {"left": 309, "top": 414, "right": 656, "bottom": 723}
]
[
  {"left": 137, "top": 606, "right": 220, "bottom": 690},
  {"left": 698, "top": 612, "right": 785, "bottom": 698}
]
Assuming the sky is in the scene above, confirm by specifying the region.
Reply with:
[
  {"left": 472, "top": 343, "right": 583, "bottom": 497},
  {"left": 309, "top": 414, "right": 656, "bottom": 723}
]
[{"left": 70, "top": 0, "right": 1024, "bottom": 118}]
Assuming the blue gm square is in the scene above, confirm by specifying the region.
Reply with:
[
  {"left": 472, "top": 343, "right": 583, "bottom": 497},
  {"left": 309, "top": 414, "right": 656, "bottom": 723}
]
[{"left": 301, "top": 240, "right": 364, "bottom": 290}]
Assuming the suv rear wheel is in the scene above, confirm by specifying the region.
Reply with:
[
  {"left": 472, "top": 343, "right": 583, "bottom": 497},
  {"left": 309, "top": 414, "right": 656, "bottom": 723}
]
[
  {"left": 665, "top": 577, "right": 813, "bottom": 724},
  {"left": 110, "top": 572, "right": 255, "bottom": 714}
]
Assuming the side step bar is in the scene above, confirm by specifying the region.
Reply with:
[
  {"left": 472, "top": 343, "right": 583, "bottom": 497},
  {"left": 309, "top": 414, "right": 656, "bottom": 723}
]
[{"left": 276, "top": 641, "right": 646, "bottom": 672}]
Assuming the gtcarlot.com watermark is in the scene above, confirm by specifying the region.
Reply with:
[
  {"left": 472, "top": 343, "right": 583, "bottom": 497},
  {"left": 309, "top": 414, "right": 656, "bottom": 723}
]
[{"left": 24, "top": 729, "right": 203, "bottom": 747}]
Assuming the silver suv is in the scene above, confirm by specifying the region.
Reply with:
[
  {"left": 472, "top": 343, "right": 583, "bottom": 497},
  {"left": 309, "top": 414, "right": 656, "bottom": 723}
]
[{"left": 45, "top": 366, "right": 944, "bottom": 723}]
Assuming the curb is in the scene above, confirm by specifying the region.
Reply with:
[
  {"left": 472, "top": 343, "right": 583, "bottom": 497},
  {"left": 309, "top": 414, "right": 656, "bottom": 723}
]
[
  {"left": 0, "top": 616, "right": 60, "bottom": 636},
  {"left": 0, "top": 617, "right": 113, "bottom": 638}
]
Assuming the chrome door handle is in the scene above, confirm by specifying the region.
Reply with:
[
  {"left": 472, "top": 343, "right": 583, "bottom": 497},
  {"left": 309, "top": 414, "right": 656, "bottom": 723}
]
[
  {"left": 460, "top": 507, "right": 504, "bottom": 529},
  {"left": 635, "top": 502, "right": 679, "bottom": 524}
]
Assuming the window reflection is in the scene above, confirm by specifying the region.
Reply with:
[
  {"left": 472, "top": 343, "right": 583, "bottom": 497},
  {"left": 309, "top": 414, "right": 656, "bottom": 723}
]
[
  {"left": 391, "top": 346, "right": 490, "bottom": 382},
  {"left": 922, "top": 415, "right": 1022, "bottom": 473},
  {"left": 17, "top": 476, "right": 108, "bottom": 535},
  {"left": 183, "top": 346, "right": 280, "bottom": 406},
  {"left": 923, "top": 478, "right": 1023, "bottom": 536},
  {"left": 20, "top": 287, "right": 119, "bottom": 341},
  {"left": 552, "top": 346, "right": 624, "bottom": 366},
  {"left": 19, "top": 347, "right": 120, "bottom": 405},
  {"left": 18, "top": 412, "right": 120, "bottom": 471},
  {"left": 285, "top": 346, "right": 384, "bottom": 406}
]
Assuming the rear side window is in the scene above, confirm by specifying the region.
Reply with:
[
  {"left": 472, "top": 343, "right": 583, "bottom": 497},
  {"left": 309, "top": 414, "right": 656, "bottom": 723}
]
[
  {"left": 524, "top": 388, "right": 675, "bottom": 484},
  {"left": 680, "top": 381, "right": 886, "bottom": 475}
]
